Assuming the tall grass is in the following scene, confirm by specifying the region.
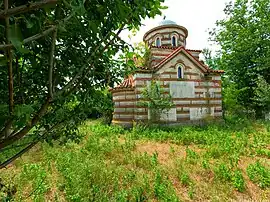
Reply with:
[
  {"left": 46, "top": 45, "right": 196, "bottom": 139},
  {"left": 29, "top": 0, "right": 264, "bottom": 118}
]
[{"left": 0, "top": 118, "right": 269, "bottom": 201}]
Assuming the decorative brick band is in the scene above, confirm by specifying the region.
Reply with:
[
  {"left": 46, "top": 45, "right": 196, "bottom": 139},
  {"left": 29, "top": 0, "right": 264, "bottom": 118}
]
[
  {"left": 157, "top": 78, "right": 221, "bottom": 82},
  {"left": 173, "top": 98, "right": 221, "bottom": 101},
  {"left": 111, "top": 88, "right": 135, "bottom": 93},
  {"left": 134, "top": 78, "right": 152, "bottom": 81},
  {"left": 135, "top": 84, "right": 169, "bottom": 88},
  {"left": 185, "top": 72, "right": 200, "bottom": 76},
  {"left": 113, "top": 98, "right": 136, "bottom": 102},
  {"left": 161, "top": 71, "right": 177, "bottom": 75},
  {"left": 176, "top": 111, "right": 190, "bottom": 115},
  {"left": 177, "top": 117, "right": 190, "bottom": 121},
  {"left": 195, "top": 86, "right": 221, "bottom": 89},
  {"left": 113, "top": 118, "right": 134, "bottom": 122},
  {"left": 112, "top": 91, "right": 135, "bottom": 96},
  {"left": 175, "top": 104, "right": 222, "bottom": 108},
  {"left": 113, "top": 111, "right": 134, "bottom": 115},
  {"left": 214, "top": 109, "right": 223, "bottom": 113}
]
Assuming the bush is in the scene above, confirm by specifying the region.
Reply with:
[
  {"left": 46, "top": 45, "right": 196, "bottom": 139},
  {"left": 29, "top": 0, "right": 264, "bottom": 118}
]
[
  {"left": 232, "top": 170, "right": 245, "bottom": 192},
  {"left": 247, "top": 162, "right": 270, "bottom": 188}
]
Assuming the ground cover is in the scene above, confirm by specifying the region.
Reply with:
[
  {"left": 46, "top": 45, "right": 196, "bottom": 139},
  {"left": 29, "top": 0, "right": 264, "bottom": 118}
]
[{"left": 1, "top": 118, "right": 270, "bottom": 201}]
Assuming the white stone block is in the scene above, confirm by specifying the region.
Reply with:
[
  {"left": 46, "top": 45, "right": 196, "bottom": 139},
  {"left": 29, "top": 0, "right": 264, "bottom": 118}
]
[
  {"left": 114, "top": 95, "right": 125, "bottom": 100},
  {"left": 135, "top": 115, "right": 148, "bottom": 120},
  {"left": 134, "top": 73, "right": 152, "bottom": 79},
  {"left": 177, "top": 114, "right": 189, "bottom": 119},
  {"left": 192, "top": 100, "right": 208, "bottom": 105},
  {"left": 183, "top": 107, "right": 190, "bottom": 112},
  {"left": 136, "top": 108, "right": 146, "bottom": 113},
  {"left": 210, "top": 100, "right": 222, "bottom": 105},
  {"left": 114, "top": 108, "right": 125, "bottom": 113},
  {"left": 190, "top": 107, "right": 214, "bottom": 120},
  {"left": 120, "top": 102, "right": 134, "bottom": 106},
  {"left": 170, "top": 81, "right": 195, "bottom": 98},
  {"left": 174, "top": 100, "right": 191, "bottom": 105},
  {"left": 214, "top": 93, "right": 222, "bottom": 98},
  {"left": 214, "top": 112, "right": 223, "bottom": 117},
  {"left": 125, "top": 108, "right": 134, "bottom": 113},
  {"left": 126, "top": 95, "right": 135, "bottom": 100},
  {"left": 195, "top": 88, "right": 207, "bottom": 93},
  {"left": 160, "top": 108, "right": 177, "bottom": 121},
  {"left": 120, "top": 114, "right": 134, "bottom": 119},
  {"left": 160, "top": 74, "right": 171, "bottom": 79}
]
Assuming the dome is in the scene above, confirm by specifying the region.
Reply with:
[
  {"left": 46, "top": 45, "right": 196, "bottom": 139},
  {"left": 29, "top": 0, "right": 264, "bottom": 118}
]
[{"left": 158, "top": 19, "right": 177, "bottom": 26}]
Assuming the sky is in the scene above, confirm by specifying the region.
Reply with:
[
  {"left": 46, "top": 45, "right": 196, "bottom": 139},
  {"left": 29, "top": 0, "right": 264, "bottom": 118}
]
[{"left": 121, "top": 0, "right": 231, "bottom": 52}]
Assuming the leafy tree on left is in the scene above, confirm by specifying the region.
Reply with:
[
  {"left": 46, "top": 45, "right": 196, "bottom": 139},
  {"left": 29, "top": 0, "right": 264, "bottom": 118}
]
[{"left": 0, "top": 0, "right": 165, "bottom": 168}]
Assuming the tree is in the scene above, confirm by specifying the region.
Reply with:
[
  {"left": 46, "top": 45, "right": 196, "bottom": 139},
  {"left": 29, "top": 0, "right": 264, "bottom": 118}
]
[
  {"left": 0, "top": 0, "right": 165, "bottom": 168},
  {"left": 211, "top": 0, "right": 270, "bottom": 118},
  {"left": 254, "top": 77, "right": 270, "bottom": 114},
  {"left": 139, "top": 80, "right": 174, "bottom": 124}
]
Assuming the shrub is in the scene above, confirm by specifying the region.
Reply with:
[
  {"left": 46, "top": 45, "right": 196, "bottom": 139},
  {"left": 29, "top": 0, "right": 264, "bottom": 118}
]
[
  {"left": 232, "top": 170, "right": 245, "bottom": 192},
  {"left": 214, "top": 163, "right": 232, "bottom": 182},
  {"left": 247, "top": 162, "right": 270, "bottom": 188},
  {"left": 139, "top": 80, "right": 174, "bottom": 124}
]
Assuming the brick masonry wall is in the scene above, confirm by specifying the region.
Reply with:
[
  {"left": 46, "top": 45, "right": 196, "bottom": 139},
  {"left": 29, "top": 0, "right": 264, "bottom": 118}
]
[
  {"left": 112, "top": 73, "right": 223, "bottom": 127},
  {"left": 112, "top": 89, "right": 135, "bottom": 127},
  {"left": 145, "top": 27, "right": 187, "bottom": 47}
]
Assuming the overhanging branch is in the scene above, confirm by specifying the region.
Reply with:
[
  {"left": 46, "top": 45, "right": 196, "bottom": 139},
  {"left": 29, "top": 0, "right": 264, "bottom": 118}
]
[
  {"left": 0, "top": 26, "right": 56, "bottom": 50},
  {"left": 0, "top": 0, "right": 58, "bottom": 19},
  {"left": 48, "top": 29, "right": 57, "bottom": 98}
]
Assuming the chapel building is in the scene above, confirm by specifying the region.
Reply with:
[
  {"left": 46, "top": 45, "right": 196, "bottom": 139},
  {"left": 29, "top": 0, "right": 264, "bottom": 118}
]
[{"left": 110, "top": 20, "right": 224, "bottom": 127}]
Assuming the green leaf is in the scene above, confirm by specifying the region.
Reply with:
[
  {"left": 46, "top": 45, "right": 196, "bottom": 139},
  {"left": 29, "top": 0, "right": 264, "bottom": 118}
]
[
  {"left": 26, "top": 19, "right": 34, "bottom": 29},
  {"left": 8, "top": 23, "right": 23, "bottom": 50},
  {"left": 8, "top": 23, "right": 29, "bottom": 53},
  {"left": 0, "top": 56, "right": 7, "bottom": 66}
]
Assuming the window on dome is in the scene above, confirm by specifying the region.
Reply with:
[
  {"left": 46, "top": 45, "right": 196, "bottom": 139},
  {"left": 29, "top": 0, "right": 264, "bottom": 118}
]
[
  {"left": 177, "top": 66, "right": 183, "bottom": 79},
  {"left": 156, "top": 37, "right": 161, "bottom": 47},
  {"left": 172, "top": 36, "right": 177, "bottom": 47}
]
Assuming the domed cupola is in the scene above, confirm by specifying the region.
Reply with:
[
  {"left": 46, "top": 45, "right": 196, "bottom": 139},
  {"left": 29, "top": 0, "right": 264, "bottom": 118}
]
[{"left": 143, "top": 19, "right": 188, "bottom": 48}]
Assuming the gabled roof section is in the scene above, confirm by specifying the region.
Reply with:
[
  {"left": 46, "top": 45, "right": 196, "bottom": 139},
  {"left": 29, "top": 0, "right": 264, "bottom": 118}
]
[
  {"left": 154, "top": 46, "right": 209, "bottom": 73},
  {"left": 150, "top": 46, "right": 202, "bottom": 53}
]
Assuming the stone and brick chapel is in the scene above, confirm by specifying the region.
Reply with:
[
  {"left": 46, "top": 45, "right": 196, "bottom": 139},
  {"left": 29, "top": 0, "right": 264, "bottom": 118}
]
[{"left": 111, "top": 20, "right": 224, "bottom": 127}]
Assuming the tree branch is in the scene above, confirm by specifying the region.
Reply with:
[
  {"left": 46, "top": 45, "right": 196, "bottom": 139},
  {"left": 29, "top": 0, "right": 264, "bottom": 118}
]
[
  {"left": 0, "top": 116, "right": 67, "bottom": 169},
  {"left": 5, "top": 0, "right": 14, "bottom": 122},
  {"left": 0, "top": 140, "right": 38, "bottom": 169},
  {"left": 0, "top": 26, "right": 56, "bottom": 50},
  {"left": 0, "top": 22, "right": 126, "bottom": 151},
  {"left": 48, "top": 29, "right": 57, "bottom": 98},
  {"left": 55, "top": 24, "right": 126, "bottom": 97},
  {"left": 0, "top": 97, "right": 51, "bottom": 150},
  {"left": 0, "top": 0, "right": 58, "bottom": 19}
]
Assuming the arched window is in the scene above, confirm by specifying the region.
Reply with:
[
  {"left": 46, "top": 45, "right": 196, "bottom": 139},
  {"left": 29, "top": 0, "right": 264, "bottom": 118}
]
[
  {"left": 172, "top": 36, "right": 177, "bottom": 47},
  {"left": 177, "top": 66, "right": 183, "bottom": 79},
  {"left": 156, "top": 37, "right": 161, "bottom": 47}
]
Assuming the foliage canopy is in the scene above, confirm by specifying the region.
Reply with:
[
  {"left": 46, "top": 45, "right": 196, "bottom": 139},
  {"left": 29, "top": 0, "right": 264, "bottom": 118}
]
[
  {"left": 0, "top": 0, "right": 165, "bottom": 167},
  {"left": 212, "top": 0, "right": 270, "bottom": 117}
]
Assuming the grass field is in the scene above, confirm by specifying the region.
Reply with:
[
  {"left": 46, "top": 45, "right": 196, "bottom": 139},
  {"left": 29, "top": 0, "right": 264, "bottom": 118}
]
[{"left": 1, "top": 118, "right": 270, "bottom": 201}]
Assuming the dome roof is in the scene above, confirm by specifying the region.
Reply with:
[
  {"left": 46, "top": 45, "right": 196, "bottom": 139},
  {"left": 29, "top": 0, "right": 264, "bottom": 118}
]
[{"left": 158, "top": 19, "right": 177, "bottom": 26}]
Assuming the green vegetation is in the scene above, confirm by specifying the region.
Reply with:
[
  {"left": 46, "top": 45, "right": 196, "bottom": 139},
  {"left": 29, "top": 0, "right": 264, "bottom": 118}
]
[
  {"left": 1, "top": 119, "right": 269, "bottom": 201},
  {"left": 1, "top": 0, "right": 270, "bottom": 201},
  {"left": 0, "top": 0, "right": 165, "bottom": 165},
  {"left": 211, "top": 0, "right": 270, "bottom": 118},
  {"left": 139, "top": 80, "right": 174, "bottom": 124}
]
